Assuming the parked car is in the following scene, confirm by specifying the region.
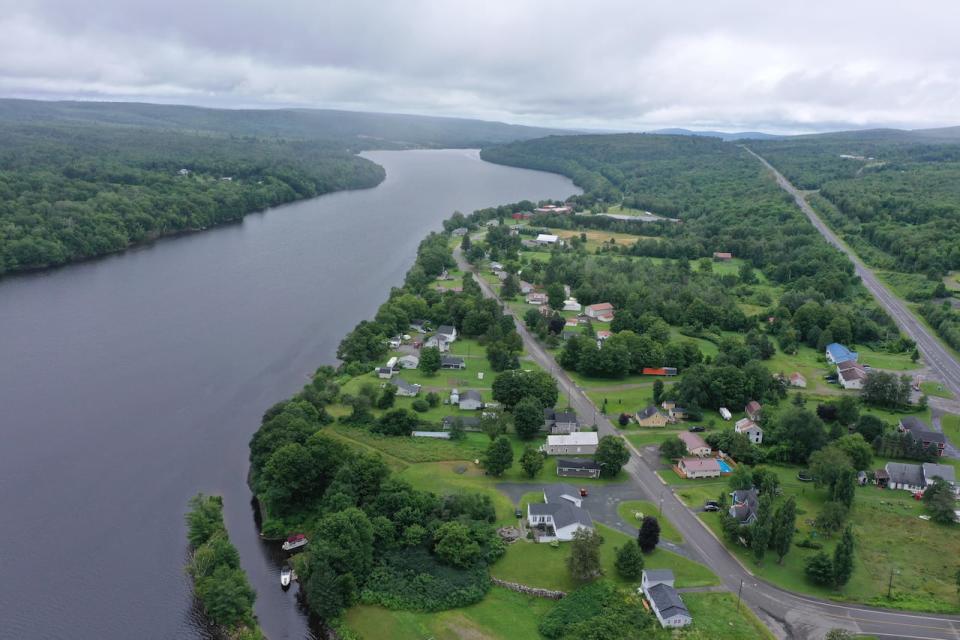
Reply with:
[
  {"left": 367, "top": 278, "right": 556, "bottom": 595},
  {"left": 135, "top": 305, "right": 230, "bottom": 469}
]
[
  {"left": 704, "top": 501, "right": 720, "bottom": 512},
  {"left": 579, "top": 488, "right": 588, "bottom": 497},
  {"left": 688, "top": 425, "right": 705, "bottom": 432},
  {"left": 514, "top": 508, "right": 523, "bottom": 518}
]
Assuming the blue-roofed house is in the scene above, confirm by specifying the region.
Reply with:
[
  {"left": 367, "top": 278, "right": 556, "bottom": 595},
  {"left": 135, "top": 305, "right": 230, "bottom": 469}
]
[{"left": 825, "top": 343, "right": 858, "bottom": 365}]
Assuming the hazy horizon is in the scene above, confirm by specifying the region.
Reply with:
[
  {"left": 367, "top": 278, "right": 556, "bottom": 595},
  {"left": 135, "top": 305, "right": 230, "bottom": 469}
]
[{"left": 2, "top": 1, "right": 959, "bottom": 134}]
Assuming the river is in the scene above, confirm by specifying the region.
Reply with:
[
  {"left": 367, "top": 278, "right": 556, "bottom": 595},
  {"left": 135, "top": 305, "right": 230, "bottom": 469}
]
[{"left": 0, "top": 149, "right": 578, "bottom": 640}]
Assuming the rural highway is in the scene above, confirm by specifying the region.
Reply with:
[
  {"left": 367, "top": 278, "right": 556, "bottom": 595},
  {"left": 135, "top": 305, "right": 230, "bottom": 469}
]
[
  {"left": 744, "top": 146, "right": 960, "bottom": 401},
  {"left": 455, "top": 245, "right": 960, "bottom": 639}
]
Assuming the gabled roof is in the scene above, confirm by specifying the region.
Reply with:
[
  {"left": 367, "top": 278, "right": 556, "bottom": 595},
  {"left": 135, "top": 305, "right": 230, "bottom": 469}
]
[
  {"left": 637, "top": 405, "right": 664, "bottom": 420},
  {"left": 547, "top": 432, "right": 598, "bottom": 447},
  {"left": 556, "top": 458, "right": 601, "bottom": 471},
  {"left": 460, "top": 389, "right": 482, "bottom": 402},
  {"left": 923, "top": 463, "right": 956, "bottom": 485},
  {"left": 441, "top": 355, "right": 465, "bottom": 367},
  {"left": 900, "top": 416, "right": 930, "bottom": 431},
  {"left": 838, "top": 365, "right": 867, "bottom": 383},
  {"left": 441, "top": 415, "right": 481, "bottom": 428},
  {"left": 885, "top": 462, "right": 924, "bottom": 486},
  {"left": 678, "top": 431, "right": 708, "bottom": 450},
  {"left": 730, "top": 487, "right": 759, "bottom": 522},
  {"left": 647, "top": 583, "right": 690, "bottom": 620},
  {"left": 392, "top": 378, "right": 420, "bottom": 394},
  {"left": 586, "top": 302, "right": 614, "bottom": 312},
  {"left": 644, "top": 569, "right": 675, "bottom": 584},
  {"left": 826, "top": 343, "right": 858, "bottom": 363},
  {"left": 680, "top": 457, "right": 720, "bottom": 473},
  {"left": 436, "top": 325, "right": 456, "bottom": 336},
  {"left": 528, "top": 500, "right": 593, "bottom": 529},
  {"left": 545, "top": 407, "right": 579, "bottom": 424},
  {"left": 745, "top": 400, "right": 762, "bottom": 415}
]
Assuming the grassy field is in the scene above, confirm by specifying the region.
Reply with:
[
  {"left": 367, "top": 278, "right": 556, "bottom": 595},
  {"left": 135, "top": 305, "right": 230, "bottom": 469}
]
[
  {"left": 490, "top": 524, "right": 718, "bottom": 592},
  {"left": 344, "top": 586, "right": 554, "bottom": 640},
  {"left": 616, "top": 500, "right": 683, "bottom": 542},
  {"left": 650, "top": 592, "right": 776, "bottom": 640},
  {"left": 695, "top": 462, "right": 960, "bottom": 613},
  {"left": 942, "top": 414, "right": 960, "bottom": 446},
  {"left": 548, "top": 227, "right": 651, "bottom": 252},
  {"left": 921, "top": 380, "right": 954, "bottom": 399}
]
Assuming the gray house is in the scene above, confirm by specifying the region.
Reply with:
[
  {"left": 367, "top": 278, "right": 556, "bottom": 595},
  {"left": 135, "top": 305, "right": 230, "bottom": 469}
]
[
  {"left": 885, "top": 462, "right": 925, "bottom": 492},
  {"left": 441, "top": 355, "right": 466, "bottom": 370},
  {"left": 544, "top": 408, "right": 580, "bottom": 434},
  {"left": 556, "top": 458, "right": 601, "bottom": 479},
  {"left": 391, "top": 378, "right": 421, "bottom": 398},
  {"left": 459, "top": 389, "right": 483, "bottom": 411},
  {"left": 527, "top": 484, "right": 594, "bottom": 542},
  {"left": 729, "top": 487, "right": 759, "bottom": 524},
  {"left": 641, "top": 570, "right": 692, "bottom": 628}
]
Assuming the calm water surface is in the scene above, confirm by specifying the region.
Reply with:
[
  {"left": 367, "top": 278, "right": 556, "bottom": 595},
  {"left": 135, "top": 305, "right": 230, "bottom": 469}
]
[{"left": 0, "top": 149, "right": 578, "bottom": 640}]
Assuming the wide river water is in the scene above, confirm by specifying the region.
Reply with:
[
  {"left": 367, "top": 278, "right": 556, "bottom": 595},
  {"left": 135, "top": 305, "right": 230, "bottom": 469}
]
[{"left": 0, "top": 149, "right": 578, "bottom": 640}]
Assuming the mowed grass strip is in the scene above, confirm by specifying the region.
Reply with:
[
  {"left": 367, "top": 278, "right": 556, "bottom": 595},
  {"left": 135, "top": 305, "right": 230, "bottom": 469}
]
[
  {"left": 616, "top": 500, "right": 683, "bottom": 543},
  {"left": 490, "top": 524, "right": 717, "bottom": 592}
]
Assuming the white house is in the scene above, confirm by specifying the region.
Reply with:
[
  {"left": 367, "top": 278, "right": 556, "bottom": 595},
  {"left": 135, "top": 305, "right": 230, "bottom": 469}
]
[
  {"left": 678, "top": 457, "right": 721, "bottom": 479},
  {"left": 435, "top": 325, "right": 458, "bottom": 343},
  {"left": 526, "top": 484, "right": 594, "bottom": 542},
  {"left": 563, "top": 298, "right": 582, "bottom": 312},
  {"left": 391, "top": 378, "right": 421, "bottom": 397},
  {"left": 458, "top": 389, "right": 483, "bottom": 411},
  {"left": 837, "top": 361, "right": 867, "bottom": 390},
  {"left": 677, "top": 431, "right": 711, "bottom": 457},
  {"left": 398, "top": 355, "right": 420, "bottom": 369},
  {"left": 735, "top": 418, "right": 763, "bottom": 444},
  {"left": 584, "top": 302, "right": 615, "bottom": 322},
  {"left": 376, "top": 367, "right": 394, "bottom": 379},
  {"left": 536, "top": 233, "right": 560, "bottom": 245},
  {"left": 544, "top": 432, "right": 598, "bottom": 455},
  {"left": 641, "top": 570, "right": 692, "bottom": 628},
  {"left": 424, "top": 335, "right": 450, "bottom": 352}
]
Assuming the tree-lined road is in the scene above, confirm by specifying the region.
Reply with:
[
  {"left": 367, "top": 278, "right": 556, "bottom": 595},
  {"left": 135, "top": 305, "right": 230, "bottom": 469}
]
[
  {"left": 455, "top": 244, "right": 960, "bottom": 640},
  {"left": 744, "top": 146, "right": 960, "bottom": 401}
]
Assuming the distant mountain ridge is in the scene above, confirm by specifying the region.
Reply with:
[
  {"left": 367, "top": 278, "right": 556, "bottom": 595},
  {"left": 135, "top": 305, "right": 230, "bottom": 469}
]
[
  {"left": 0, "top": 99, "right": 570, "bottom": 149},
  {"left": 648, "top": 128, "right": 782, "bottom": 141}
]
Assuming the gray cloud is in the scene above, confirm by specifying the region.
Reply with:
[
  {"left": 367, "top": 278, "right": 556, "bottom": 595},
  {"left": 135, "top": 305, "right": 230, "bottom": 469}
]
[{"left": 1, "top": 0, "right": 958, "bottom": 132}]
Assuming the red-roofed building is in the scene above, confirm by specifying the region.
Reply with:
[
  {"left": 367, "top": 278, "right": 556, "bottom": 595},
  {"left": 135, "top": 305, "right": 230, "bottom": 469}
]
[
  {"left": 585, "top": 302, "right": 615, "bottom": 322},
  {"left": 713, "top": 252, "right": 733, "bottom": 261}
]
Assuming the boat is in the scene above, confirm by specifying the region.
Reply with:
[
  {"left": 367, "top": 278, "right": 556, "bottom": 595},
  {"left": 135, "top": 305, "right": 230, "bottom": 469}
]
[
  {"left": 281, "top": 533, "right": 308, "bottom": 552},
  {"left": 280, "top": 564, "right": 293, "bottom": 588}
]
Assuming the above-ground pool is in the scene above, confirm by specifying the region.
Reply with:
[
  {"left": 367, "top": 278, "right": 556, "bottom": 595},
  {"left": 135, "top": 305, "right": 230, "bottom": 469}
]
[{"left": 717, "top": 459, "right": 733, "bottom": 473}]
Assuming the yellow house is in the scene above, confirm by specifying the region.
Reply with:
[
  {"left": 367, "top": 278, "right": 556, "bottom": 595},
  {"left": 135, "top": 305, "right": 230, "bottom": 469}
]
[{"left": 636, "top": 405, "right": 669, "bottom": 427}]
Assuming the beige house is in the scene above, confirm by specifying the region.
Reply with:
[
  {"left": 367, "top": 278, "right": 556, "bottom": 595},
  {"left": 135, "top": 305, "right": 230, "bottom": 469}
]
[
  {"left": 636, "top": 405, "right": 669, "bottom": 427},
  {"left": 678, "top": 457, "right": 721, "bottom": 479},
  {"left": 677, "top": 431, "right": 711, "bottom": 457}
]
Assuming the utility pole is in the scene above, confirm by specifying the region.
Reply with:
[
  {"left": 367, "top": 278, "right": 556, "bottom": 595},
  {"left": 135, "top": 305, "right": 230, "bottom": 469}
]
[
  {"left": 659, "top": 492, "right": 664, "bottom": 516},
  {"left": 888, "top": 568, "right": 895, "bottom": 599},
  {"left": 737, "top": 578, "right": 744, "bottom": 611}
]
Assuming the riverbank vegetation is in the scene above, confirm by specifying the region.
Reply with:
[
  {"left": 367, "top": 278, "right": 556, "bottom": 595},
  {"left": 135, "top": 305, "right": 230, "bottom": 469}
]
[
  {"left": 185, "top": 494, "right": 264, "bottom": 640},
  {"left": 0, "top": 98, "right": 564, "bottom": 276}
]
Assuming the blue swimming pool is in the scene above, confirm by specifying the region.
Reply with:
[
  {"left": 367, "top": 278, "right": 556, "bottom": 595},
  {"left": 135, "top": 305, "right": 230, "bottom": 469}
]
[{"left": 717, "top": 459, "right": 733, "bottom": 473}]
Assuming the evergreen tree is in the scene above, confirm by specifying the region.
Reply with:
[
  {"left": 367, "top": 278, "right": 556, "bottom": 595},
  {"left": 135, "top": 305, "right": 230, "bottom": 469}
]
[
  {"left": 750, "top": 493, "right": 774, "bottom": 564},
  {"left": 637, "top": 516, "right": 661, "bottom": 552},
  {"left": 832, "top": 525, "right": 855, "bottom": 587},
  {"left": 831, "top": 468, "right": 857, "bottom": 507},
  {"left": 805, "top": 552, "right": 835, "bottom": 586},
  {"left": 771, "top": 497, "right": 797, "bottom": 564}
]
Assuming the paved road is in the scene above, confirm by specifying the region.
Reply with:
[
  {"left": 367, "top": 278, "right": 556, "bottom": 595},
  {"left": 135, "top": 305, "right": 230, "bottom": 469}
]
[
  {"left": 744, "top": 146, "right": 960, "bottom": 402},
  {"left": 455, "top": 245, "right": 960, "bottom": 639}
]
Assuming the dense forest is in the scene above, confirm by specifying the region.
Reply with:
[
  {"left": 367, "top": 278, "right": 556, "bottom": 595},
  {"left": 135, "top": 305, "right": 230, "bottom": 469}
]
[
  {"left": 750, "top": 135, "right": 960, "bottom": 275},
  {"left": 0, "top": 99, "right": 567, "bottom": 276}
]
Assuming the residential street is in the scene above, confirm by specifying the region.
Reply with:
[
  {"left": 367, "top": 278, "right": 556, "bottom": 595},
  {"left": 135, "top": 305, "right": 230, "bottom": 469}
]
[
  {"left": 454, "top": 244, "right": 960, "bottom": 640},
  {"left": 744, "top": 147, "right": 960, "bottom": 403}
]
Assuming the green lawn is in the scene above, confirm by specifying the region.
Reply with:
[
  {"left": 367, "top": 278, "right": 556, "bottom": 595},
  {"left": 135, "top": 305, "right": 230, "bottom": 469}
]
[
  {"left": 344, "top": 586, "right": 554, "bottom": 640},
  {"left": 649, "top": 592, "right": 775, "bottom": 640},
  {"left": 616, "top": 500, "right": 683, "bottom": 542},
  {"left": 699, "top": 462, "right": 960, "bottom": 613},
  {"left": 942, "top": 413, "right": 960, "bottom": 445},
  {"left": 491, "top": 524, "right": 718, "bottom": 592},
  {"left": 921, "top": 380, "right": 954, "bottom": 399}
]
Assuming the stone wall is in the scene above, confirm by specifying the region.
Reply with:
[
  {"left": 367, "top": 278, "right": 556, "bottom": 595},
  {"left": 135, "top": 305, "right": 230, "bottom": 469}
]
[{"left": 491, "top": 577, "right": 566, "bottom": 600}]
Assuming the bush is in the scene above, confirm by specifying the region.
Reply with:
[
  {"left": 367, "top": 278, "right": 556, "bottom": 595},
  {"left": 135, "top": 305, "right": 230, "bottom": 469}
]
[
  {"left": 411, "top": 399, "right": 430, "bottom": 413},
  {"left": 539, "top": 581, "right": 648, "bottom": 639},
  {"left": 360, "top": 548, "right": 490, "bottom": 611},
  {"left": 795, "top": 538, "right": 823, "bottom": 550}
]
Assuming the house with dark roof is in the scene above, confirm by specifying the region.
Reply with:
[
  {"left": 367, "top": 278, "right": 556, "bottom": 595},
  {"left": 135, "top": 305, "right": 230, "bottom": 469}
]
[
  {"left": 884, "top": 462, "right": 925, "bottom": 492},
  {"left": 641, "top": 570, "right": 691, "bottom": 628},
  {"left": 527, "top": 484, "right": 594, "bottom": 541},
  {"left": 391, "top": 377, "right": 421, "bottom": 397},
  {"left": 376, "top": 366, "right": 394, "bottom": 379},
  {"left": 729, "top": 488, "right": 759, "bottom": 524},
  {"left": 636, "top": 405, "right": 669, "bottom": 427},
  {"left": 899, "top": 417, "right": 946, "bottom": 457},
  {"left": 922, "top": 463, "right": 957, "bottom": 492},
  {"left": 556, "top": 458, "right": 601, "bottom": 479},
  {"left": 544, "top": 407, "right": 580, "bottom": 434},
  {"left": 440, "top": 355, "right": 466, "bottom": 370},
  {"left": 458, "top": 389, "right": 483, "bottom": 411},
  {"left": 837, "top": 360, "right": 867, "bottom": 390},
  {"left": 826, "top": 343, "right": 859, "bottom": 365}
]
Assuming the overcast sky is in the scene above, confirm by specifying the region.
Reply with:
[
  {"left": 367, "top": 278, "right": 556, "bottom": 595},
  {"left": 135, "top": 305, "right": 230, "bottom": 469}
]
[{"left": 1, "top": 0, "right": 958, "bottom": 133}]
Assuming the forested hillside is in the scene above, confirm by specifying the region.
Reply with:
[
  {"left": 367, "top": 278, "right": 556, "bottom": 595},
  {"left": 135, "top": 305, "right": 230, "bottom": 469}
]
[{"left": 0, "top": 100, "right": 568, "bottom": 276}]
